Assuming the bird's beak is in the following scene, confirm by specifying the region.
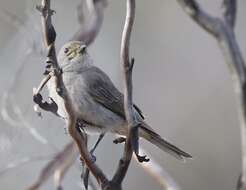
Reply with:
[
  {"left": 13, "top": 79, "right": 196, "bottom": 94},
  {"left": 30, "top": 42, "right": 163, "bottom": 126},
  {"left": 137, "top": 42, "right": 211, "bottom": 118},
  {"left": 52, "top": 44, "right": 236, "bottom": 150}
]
[{"left": 79, "top": 44, "right": 87, "bottom": 54}]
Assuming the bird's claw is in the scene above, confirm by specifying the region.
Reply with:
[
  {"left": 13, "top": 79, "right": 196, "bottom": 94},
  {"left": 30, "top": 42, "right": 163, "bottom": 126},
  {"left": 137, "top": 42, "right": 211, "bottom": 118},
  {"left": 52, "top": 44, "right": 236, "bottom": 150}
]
[
  {"left": 113, "top": 137, "right": 126, "bottom": 144},
  {"left": 80, "top": 151, "right": 97, "bottom": 190},
  {"left": 136, "top": 154, "right": 150, "bottom": 163}
]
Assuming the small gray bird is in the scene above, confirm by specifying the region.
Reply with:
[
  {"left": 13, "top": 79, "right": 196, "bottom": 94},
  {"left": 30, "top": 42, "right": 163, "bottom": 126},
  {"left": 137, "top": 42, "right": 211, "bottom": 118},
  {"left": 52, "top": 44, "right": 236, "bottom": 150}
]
[{"left": 47, "top": 41, "right": 192, "bottom": 160}]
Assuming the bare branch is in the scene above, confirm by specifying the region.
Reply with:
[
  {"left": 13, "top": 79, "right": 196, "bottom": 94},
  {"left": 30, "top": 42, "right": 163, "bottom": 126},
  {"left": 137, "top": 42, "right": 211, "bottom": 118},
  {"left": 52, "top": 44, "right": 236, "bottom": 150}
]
[
  {"left": 71, "top": 0, "right": 107, "bottom": 45},
  {"left": 36, "top": 0, "right": 108, "bottom": 188},
  {"left": 176, "top": 0, "right": 221, "bottom": 36},
  {"left": 28, "top": 142, "right": 78, "bottom": 190},
  {"left": 222, "top": 0, "right": 237, "bottom": 28},
  {"left": 111, "top": 0, "right": 136, "bottom": 186},
  {"left": 217, "top": 22, "right": 246, "bottom": 190},
  {"left": 68, "top": 124, "right": 108, "bottom": 186},
  {"left": 0, "top": 155, "right": 52, "bottom": 177},
  {"left": 176, "top": 1, "right": 246, "bottom": 189}
]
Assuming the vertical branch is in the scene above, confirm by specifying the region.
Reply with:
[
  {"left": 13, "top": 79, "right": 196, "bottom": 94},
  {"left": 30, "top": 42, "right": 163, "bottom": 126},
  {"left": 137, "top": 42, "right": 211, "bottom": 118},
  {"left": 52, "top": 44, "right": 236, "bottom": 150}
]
[
  {"left": 176, "top": 1, "right": 246, "bottom": 189},
  {"left": 111, "top": 0, "right": 136, "bottom": 187},
  {"left": 222, "top": 0, "right": 237, "bottom": 28}
]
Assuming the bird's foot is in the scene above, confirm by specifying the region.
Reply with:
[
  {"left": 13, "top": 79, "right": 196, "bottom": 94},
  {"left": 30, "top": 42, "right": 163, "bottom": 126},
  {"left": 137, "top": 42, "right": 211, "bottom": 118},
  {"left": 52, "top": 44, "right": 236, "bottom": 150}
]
[
  {"left": 113, "top": 127, "right": 150, "bottom": 163},
  {"left": 113, "top": 137, "right": 126, "bottom": 144},
  {"left": 80, "top": 151, "right": 96, "bottom": 190},
  {"left": 135, "top": 154, "right": 150, "bottom": 163},
  {"left": 80, "top": 133, "right": 104, "bottom": 190},
  {"left": 131, "top": 124, "right": 150, "bottom": 163}
]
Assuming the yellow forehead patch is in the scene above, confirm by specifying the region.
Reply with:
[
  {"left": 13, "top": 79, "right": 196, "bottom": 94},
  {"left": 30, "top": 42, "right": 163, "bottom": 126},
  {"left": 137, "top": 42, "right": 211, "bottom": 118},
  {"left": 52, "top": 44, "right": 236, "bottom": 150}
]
[{"left": 65, "top": 43, "right": 81, "bottom": 60}]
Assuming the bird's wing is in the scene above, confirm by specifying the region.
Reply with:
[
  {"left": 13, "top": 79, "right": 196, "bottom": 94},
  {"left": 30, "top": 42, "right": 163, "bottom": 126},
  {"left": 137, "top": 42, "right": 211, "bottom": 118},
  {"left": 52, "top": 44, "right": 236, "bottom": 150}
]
[{"left": 83, "top": 66, "right": 144, "bottom": 119}]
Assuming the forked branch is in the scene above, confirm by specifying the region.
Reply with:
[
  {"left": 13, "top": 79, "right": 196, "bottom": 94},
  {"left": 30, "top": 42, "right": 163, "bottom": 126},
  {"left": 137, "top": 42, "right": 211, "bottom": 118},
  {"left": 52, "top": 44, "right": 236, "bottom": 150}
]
[{"left": 176, "top": 1, "right": 246, "bottom": 189}]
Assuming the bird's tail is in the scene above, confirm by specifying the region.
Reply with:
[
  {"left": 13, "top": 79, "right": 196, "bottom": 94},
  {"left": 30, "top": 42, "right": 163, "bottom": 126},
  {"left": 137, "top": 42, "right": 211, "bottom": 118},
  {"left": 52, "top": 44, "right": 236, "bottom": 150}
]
[{"left": 139, "top": 123, "right": 192, "bottom": 161}]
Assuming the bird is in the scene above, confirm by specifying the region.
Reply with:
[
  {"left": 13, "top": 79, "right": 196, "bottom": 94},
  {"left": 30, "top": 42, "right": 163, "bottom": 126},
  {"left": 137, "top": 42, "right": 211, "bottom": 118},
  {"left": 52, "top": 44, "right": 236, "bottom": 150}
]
[{"left": 46, "top": 40, "right": 192, "bottom": 161}]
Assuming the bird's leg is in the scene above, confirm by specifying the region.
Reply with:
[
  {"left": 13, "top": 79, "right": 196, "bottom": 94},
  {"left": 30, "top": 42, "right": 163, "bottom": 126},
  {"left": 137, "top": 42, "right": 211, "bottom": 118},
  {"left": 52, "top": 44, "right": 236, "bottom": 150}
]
[
  {"left": 76, "top": 121, "right": 105, "bottom": 190},
  {"left": 113, "top": 125, "right": 149, "bottom": 163},
  {"left": 90, "top": 133, "right": 105, "bottom": 154},
  {"left": 82, "top": 133, "right": 105, "bottom": 190},
  {"left": 131, "top": 124, "right": 149, "bottom": 163},
  {"left": 75, "top": 122, "right": 90, "bottom": 190}
]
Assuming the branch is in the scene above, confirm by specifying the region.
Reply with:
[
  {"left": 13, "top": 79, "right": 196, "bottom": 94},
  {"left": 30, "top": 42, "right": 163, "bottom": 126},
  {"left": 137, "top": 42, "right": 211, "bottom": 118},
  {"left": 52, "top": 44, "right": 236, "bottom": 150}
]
[
  {"left": 71, "top": 0, "right": 107, "bottom": 45},
  {"left": 176, "top": 0, "right": 221, "bottom": 37},
  {"left": 111, "top": 0, "right": 136, "bottom": 187},
  {"left": 28, "top": 142, "right": 78, "bottom": 190},
  {"left": 222, "top": 0, "right": 237, "bottom": 28},
  {"left": 36, "top": 0, "right": 108, "bottom": 188},
  {"left": 176, "top": 1, "right": 246, "bottom": 189}
]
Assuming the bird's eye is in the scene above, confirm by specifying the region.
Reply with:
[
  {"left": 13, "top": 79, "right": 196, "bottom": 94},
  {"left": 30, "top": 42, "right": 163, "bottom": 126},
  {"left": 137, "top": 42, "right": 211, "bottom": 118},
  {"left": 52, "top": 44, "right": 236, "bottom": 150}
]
[{"left": 64, "top": 48, "right": 69, "bottom": 53}]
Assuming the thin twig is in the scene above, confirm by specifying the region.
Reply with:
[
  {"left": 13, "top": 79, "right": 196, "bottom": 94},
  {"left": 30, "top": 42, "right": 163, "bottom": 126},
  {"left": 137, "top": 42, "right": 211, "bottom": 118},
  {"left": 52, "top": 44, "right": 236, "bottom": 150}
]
[{"left": 176, "top": 1, "right": 246, "bottom": 189}]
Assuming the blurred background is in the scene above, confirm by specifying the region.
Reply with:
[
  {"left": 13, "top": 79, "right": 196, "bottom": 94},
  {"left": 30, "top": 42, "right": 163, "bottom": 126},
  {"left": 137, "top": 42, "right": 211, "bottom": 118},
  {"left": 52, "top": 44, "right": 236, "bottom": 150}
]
[{"left": 0, "top": 0, "right": 246, "bottom": 189}]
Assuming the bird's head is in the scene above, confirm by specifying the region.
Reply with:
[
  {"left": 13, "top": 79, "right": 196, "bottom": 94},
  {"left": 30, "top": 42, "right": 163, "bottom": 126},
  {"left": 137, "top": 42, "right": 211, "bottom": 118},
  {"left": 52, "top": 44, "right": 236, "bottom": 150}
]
[{"left": 58, "top": 41, "right": 92, "bottom": 70}]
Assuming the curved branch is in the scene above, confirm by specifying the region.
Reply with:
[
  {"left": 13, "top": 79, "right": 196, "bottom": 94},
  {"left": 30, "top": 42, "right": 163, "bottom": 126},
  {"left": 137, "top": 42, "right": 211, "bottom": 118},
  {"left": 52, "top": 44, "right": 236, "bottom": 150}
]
[
  {"left": 176, "top": 0, "right": 221, "bottom": 37},
  {"left": 71, "top": 0, "right": 107, "bottom": 45},
  {"left": 176, "top": 1, "right": 246, "bottom": 189},
  {"left": 111, "top": 0, "right": 136, "bottom": 186}
]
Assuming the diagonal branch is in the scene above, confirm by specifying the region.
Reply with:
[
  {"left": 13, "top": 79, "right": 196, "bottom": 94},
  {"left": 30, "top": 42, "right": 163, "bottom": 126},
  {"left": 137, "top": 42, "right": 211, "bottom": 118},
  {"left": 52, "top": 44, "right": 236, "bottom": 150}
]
[
  {"left": 36, "top": 0, "right": 108, "bottom": 188},
  {"left": 176, "top": 0, "right": 221, "bottom": 37},
  {"left": 27, "top": 142, "right": 78, "bottom": 190}
]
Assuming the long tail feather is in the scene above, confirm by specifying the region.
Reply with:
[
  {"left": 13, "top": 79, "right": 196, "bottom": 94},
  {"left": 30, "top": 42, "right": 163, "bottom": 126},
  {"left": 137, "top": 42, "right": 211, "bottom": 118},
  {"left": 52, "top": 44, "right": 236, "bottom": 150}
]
[{"left": 140, "top": 124, "right": 192, "bottom": 161}]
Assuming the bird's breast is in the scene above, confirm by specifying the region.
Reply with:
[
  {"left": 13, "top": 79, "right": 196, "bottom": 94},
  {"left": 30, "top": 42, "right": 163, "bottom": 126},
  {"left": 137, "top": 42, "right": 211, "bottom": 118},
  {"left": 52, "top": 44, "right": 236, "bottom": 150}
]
[{"left": 62, "top": 72, "right": 126, "bottom": 132}]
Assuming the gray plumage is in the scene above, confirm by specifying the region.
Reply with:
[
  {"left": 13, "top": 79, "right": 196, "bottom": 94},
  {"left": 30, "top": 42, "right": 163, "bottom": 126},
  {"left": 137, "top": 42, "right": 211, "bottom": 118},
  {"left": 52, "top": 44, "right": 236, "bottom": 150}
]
[{"left": 47, "top": 41, "right": 192, "bottom": 160}]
